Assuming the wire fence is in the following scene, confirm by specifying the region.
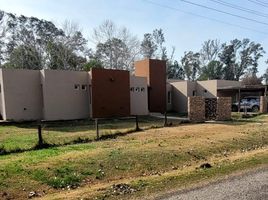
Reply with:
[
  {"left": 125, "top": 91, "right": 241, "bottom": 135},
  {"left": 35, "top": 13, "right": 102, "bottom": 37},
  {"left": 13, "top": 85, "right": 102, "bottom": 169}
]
[{"left": 0, "top": 116, "right": 184, "bottom": 155}]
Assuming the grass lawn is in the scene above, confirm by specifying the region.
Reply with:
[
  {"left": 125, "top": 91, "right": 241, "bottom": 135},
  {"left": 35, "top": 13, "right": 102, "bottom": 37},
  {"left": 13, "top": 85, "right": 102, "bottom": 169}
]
[
  {"left": 0, "top": 114, "right": 267, "bottom": 199},
  {"left": 0, "top": 116, "right": 176, "bottom": 152}
]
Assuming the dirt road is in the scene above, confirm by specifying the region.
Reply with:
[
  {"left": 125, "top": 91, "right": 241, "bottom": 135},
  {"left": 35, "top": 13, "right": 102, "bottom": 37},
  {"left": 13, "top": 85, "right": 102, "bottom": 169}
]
[{"left": 161, "top": 168, "right": 268, "bottom": 200}]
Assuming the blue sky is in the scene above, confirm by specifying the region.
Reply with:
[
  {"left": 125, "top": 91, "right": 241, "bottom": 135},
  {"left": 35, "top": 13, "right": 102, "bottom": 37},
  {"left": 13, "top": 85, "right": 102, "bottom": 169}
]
[{"left": 0, "top": 0, "right": 268, "bottom": 74}]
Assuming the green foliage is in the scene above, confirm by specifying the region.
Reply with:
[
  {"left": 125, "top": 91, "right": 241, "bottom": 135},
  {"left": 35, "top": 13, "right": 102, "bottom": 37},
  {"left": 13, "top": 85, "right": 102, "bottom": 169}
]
[
  {"left": 141, "top": 33, "right": 157, "bottom": 59},
  {"left": 181, "top": 51, "right": 201, "bottom": 81},
  {"left": 198, "top": 60, "right": 223, "bottom": 80},
  {"left": 167, "top": 60, "right": 185, "bottom": 79},
  {"left": 4, "top": 45, "right": 42, "bottom": 69},
  {"left": 1, "top": 11, "right": 88, "bottom": 70},
  {"left": 219, "top": 39, "right": 265, "bottom": 80},
  {"left": 83, "top": 59, "right": 103, "bottom": 71}
]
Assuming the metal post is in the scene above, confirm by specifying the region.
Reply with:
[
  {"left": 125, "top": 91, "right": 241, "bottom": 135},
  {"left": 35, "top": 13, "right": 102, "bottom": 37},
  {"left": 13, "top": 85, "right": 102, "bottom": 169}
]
[
  {"left": 164, "top": 112, "right": 168, "bottom": 126},
  {"left": 238, "top": 88, "right": 241, "bottom": 113},
  {"left": 135, "top": 115, "right": 140, "bottom": 131},
  {"left": 37, "top": 125, "right": 43, "bottom": 146},
  {"left": 95, "top": 118, "right": 99, "bottom": 140}
]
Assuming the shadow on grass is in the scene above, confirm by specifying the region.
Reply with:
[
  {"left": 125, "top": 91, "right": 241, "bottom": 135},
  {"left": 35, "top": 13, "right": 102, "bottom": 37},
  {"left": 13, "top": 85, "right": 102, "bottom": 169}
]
[{"left": 0, "top": 124, "right": 163, "bottom": 156}]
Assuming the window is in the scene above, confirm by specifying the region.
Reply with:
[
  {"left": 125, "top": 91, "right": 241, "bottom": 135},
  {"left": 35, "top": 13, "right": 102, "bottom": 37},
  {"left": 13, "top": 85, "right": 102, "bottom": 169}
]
[
  {"left": 141, "top": 87, "right": 145, "bottom": 92},
  {"left": 74, "top": 84, "right": 80, "bottom": 90},
  {"left": 193, "top": 90, "right": 196, "bottom": 96},
  {"left": 82, "top": 85, "right": 87, "bottom": 90},
  {"left": 204, "top": 89, "right": 207, "bottom": 93},
  {"left": 135, "top": 87, "right": 140, "bottom": 92},
  {"left": 167, "top": 91, "right": 171, "bottom": 104},
  {"left": 130, "top": 87, "right": 134, "bottom": 92}
]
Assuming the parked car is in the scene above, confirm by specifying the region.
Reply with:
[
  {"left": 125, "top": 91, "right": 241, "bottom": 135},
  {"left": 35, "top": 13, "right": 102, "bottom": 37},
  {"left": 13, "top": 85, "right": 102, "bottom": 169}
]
[{"left": 232, "top": 96, "right": 260, "bottom": 112}]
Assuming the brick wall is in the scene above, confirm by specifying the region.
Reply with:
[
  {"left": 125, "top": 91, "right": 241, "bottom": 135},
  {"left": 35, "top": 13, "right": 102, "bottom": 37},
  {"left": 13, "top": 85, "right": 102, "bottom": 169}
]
[
  {"left": 188, "top": 96, "right": 232, "bottom": 122},
  {"left": 216, "top": 97, "right": 232, "bottom": 120},
  {"left": 260, "top": 96, "right": 267, "bottom": 113},
  {"left": 188, "top": 96, "right": 205, "bottom": 122}
]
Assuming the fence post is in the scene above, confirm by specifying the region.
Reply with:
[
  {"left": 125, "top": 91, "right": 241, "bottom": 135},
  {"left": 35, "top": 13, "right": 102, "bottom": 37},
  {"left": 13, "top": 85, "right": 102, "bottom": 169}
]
[
  {"left": 135, "top": 115, "right": 140, "bottom": 131},
  {"left": 95, "top": 118, "right": 99, "bottom": 140},
  {"left": 37, "top": 125, "right": 43, "bottom": 147},
  {"left": 164, "top": 112, "right": 168, "bottom": 126}
]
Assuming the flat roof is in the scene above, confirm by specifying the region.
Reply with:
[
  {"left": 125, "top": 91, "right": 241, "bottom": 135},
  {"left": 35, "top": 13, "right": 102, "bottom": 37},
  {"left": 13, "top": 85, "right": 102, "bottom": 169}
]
[{"left": 218, "top": 85, "right": 267, "bottom": 91}]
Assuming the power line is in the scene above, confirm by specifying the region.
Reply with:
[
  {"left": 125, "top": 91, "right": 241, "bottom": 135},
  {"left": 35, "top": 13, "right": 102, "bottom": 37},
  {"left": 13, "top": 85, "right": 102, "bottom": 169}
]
[
  {"left": 208, "top": 0, "right": 268, "bottom": 18},
  {"left": 142, "top": 0, "right": 268, "bottom": 35},
  {"left": 179, "top": 0, "right": 268, "bottom": 26},
  {"left": 248, "top": 0, "right": 268, "bottom": 7}
]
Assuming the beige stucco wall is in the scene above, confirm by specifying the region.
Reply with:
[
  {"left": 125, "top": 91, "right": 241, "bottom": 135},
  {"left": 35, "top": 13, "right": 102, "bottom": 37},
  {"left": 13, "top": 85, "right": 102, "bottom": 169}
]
[
  {"left": 169, "top": 81, "right": 188, "bottom": 113},
  {"left": 41, "top": 70, "right": 90, "bottom": 121},
  {"left": 196, "top": 80, "right": 218, "bottom": 98},
  {"left": 1, "top": 69, "right": 42, "bottom": 121},
  {"left": 130, "top": 76, "right": 148, "bottom": 115}
]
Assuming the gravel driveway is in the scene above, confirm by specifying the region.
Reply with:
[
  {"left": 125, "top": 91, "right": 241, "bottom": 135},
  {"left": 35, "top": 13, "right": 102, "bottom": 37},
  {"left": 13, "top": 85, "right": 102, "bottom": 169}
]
[{"left": 160, "top": 168, "right": 268, "bottom": 200}]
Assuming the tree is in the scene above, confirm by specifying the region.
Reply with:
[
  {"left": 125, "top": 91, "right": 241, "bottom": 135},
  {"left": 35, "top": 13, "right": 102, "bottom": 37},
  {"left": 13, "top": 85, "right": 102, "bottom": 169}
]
[
  {"left": 241, "top": 73, "right": 263, "bottom": 85},
  {"left": 4, "top": 45, "right": 42, "bottom": 69},
  {"left": 95, "top": 38, "right": 129, "bottom": 70},
  {"left": 181, "top": 51, "right": 201, "bottom": 81},
  {"left": 92, "top": 20, "right": 140, "bottom": 70},
  {"left": 1, "top": 11, "right": 64, "bottom": 69},
  {"left": 140, "top": 33, "right": 157, "bottom": 59},
  {"left": 167, "top": 60, "right": 185, "bottom": 79},
  {"left": 0, "top": 10, "right": 6, "bottom": 66},
  {"left": 140, "top": 28, "right": 167, "bottom": 60},
  {"left": 219, "top": 39, "right": 265, "bottom": 80},
  {"left": 198, "top": 60, "right": 223, "bottom": 80},
  {"left": 263, "top": 60, "right": 268, "bottom": 85},
  {"left": 83, "top": 59, "right": 103, "bottom": 71},
  {"left": 200, "top": 39, "right": 221, "bottom": 66},
  {"left": 49, "top": 20, "right": 88, "bottom": 70}
]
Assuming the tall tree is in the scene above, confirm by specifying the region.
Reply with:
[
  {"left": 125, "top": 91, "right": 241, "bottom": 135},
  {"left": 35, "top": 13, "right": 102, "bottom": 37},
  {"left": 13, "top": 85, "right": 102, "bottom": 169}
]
[
  {"left": 92, "top": 20, "right": 140, "bottom": 70},
  {"left": 219, "top": 39, "right": 265, "bottom": 80},
  {"left": 140, "top": 28, "right": 167, "bottom": 60},
  {"left": 167, "top": 60, "right": 185, "bottom": 79},
  {"left": 199, "top": 60, "right": 223, "bottom": 80},
  {"left": 140, "top": 33, "right": 157, "bottom": 59},
  {"left": 48, "top": 20, "right": 88, "bottom": 70},
  {"left": 200, "top": 39, "right": 221, "bottom": 66},
  {"left": 0, "top": 11, "right": 6, "bottom": 66},
  {"left": 181, "top": 51, "right": 201, "bottom": 81},
  {"left": 263, "top": 60, "right": 268, "bottom": 85}
]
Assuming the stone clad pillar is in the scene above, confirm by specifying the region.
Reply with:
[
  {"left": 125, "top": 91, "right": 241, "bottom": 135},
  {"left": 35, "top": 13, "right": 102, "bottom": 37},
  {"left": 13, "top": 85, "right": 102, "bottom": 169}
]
[
  {"left": 260, "top": 96, "right": 267, "bottom": 113},
  {"left": 188, "top": 96, "right": 205, "bottom": 122},
  {"left": 216, "top": 97, "right": 232, "bottom": 120}
]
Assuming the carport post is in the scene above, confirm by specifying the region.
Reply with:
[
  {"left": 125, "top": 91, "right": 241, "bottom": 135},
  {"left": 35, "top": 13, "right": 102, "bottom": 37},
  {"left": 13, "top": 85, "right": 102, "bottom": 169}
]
[
  {"left": 95, "top": 118, "right": 99, "bottom": 140},
  {"left": 238, "top": 88, "right": 241, "bottom": 113}
]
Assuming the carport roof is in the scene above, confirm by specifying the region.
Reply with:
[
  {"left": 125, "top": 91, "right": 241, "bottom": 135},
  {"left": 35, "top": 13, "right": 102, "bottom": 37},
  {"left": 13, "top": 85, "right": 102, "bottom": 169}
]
[{"left": 217, "top": 85, "right": 267, "bottom": 91}]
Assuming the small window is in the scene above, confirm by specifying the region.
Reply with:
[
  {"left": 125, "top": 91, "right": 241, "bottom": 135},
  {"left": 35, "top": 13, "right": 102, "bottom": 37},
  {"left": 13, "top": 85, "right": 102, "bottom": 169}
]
[
  {"left": 135, "top": 87, "right": 140, "bottom": 92},
  {"left": 0, "top": 84, "right": 1, "bottom": 93},
  {"left": 193, "top": 90, "right": 196, "bottom": 96},
  {"left": 130, "top": 87, "right": 134, "bottom": 92},
  {"left": 74, "top": 84, "right": 80, "bottom": 90},
  {"left": 141, "top": 87, "right": 145, "bottom": 92},
  {"left": 168, "top": 91, "right": 171, "bottom": 104},
  {"left": 204, "top": 89, "right": 207, "bottom": 93},
  {"left": 82, "top": 85, "right": 87, "bottom": 90}
]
